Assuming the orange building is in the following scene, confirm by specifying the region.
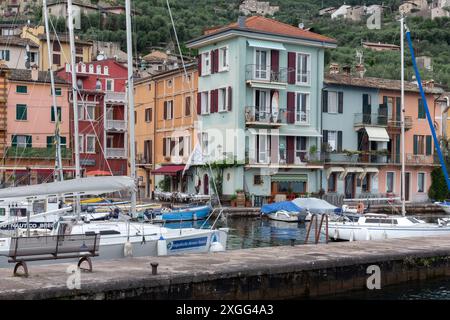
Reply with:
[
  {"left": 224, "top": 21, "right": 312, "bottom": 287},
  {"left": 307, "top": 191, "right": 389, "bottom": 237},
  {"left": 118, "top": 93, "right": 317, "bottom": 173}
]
[
  {"left": 134, "top": 75, "right": 155, "bottom": 199},
  {"left": 151, "top": 63, "right": 198, "bottom": 193}
]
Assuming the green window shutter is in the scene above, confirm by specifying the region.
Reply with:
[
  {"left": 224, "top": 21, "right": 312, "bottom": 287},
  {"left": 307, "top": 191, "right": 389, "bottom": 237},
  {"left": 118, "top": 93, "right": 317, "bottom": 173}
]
[
  {"left": 26, "top": 136, "right": 32, "bottom": 148},
  {"left": 418, "top": 99, "right": 425, "bottom": 119},
  {"left": 413, "top": 135, "right": 418, "bottom": 155},
  {"left": 60, "top": 136, "right": 67, "bottom": 148},
  {"left": 52, "top": 88, "right": 62, "bottom": 96},
  {"left": 11, "top": 135, "right": 17, "bottom": 147},
  {"left": 47, "top": 136, "right": 53, "bottom": 148},
  {"left": 16, "top": 104, "right": 27, "bottom": 120},
  {"left": 16, "top": 85, "right": 27, "bottom": 94},
  {"left": 5, "top": 50, "right": 9, "bottom": 61},
  {"left": 51, "top": 107, "right": 62, "bottom": 122},
  {"left": 426, "top": 135, "right": 432, "bottom": 155}
]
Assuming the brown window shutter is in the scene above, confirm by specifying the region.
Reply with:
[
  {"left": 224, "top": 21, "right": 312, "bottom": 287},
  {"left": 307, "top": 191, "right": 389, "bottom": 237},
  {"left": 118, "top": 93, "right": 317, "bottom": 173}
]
[
  {"left": 228, "top": 86, "right": 232, "bottom": 111},
  {"left": 197, "top": 54, "right": 202, "bottom": 76},
  {"left": 287, "top": 92, "right": 295, "bottom": 124},
  {"left": 197, "top": 93, "right": 201, "bottom": 115},
  {"left": 271, "top": 50, "right": 279, "bottom": 76},
  {"left": 286, "top": 136, "right": 295, "bottom": 164},
  {"left": 163, "top": 101, "right": 167, "bottom": 119},
  {"left": 287, "top": 52, "right": 296, "bottom": 84},
  {"left": 163, "top": 138, "right": 167, "bottom": 157},
  {"left": 214, "top": 89, "right": 219, "bottom": 112},
  {"left": 170, "top": 100, "right": 173, "bottom": 119},
  {"left": 210, "top": 90, "right": 215, "bottom": 113}
]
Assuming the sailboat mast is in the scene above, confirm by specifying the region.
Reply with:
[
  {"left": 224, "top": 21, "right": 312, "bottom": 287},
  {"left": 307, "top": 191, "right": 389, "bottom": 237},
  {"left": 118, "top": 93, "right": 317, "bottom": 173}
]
[
  {"left": 400, "top": 16, "right": 406, "bottom": 217},
  {"left": 67, "top": 0, "right": 81, "bottom": 216},
  {"left": 43, "top": 0, "right": 64, "bottom": 182},
  {"left": 125, "top": 0, "right": 137, "bottom": 218}
]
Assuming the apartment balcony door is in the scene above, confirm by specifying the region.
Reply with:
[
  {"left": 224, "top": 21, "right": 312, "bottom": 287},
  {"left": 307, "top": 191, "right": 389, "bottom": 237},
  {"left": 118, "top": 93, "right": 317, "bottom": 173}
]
[
  {"left": 345, "top": 173, "right": 356, "bottom": 199},
  {"left": 401, "top": 172, "right": 411, "bottom": 201},
  {"left": 257, "top": 135, "right": 269, "bottom": 164},
  {"left": 255, "top": 49, "right": 269, "bottom": 80},
  {"left": 255, "top": 89, "right": 270, "bottom": 121}
]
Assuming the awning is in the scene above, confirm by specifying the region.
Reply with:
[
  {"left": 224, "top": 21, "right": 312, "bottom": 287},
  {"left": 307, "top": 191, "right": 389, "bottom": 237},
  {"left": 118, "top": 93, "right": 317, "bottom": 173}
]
[
  {"left": 151, "top": 165, "right": 185, "bottom": 176},
  {"left": 271, "top": 174, "right": 308, "bottom": 182},
  {"left": 247, "top": 39, "right": 286, "bottom": 51},
  {"left": 365, "top": 127, "right": 390, "bottom": 142},
  {"left": 326, "top": 167, "right": 345, "bottom": 179},
  {"left": 359, "top": 167, "right": 379, "bottom": 180},
  {"left": 340, "top": 167, "right": 364, "bottom": 179}
]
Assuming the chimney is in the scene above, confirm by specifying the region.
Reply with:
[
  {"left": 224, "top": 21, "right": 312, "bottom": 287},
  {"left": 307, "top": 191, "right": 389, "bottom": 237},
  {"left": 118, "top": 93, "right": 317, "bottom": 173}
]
[
  {"left": 355, "top": 63, "right": 366, "bottom": 78},
  {"left": 422, "top": 79, "right": 435, "bottom": 89},
  {"left": 238, "top": 16, "right": 246, "bottom": 28},
  {"left": 329, "top": 63, "right": 339, "bottom": 74},
  {"left": 342, "top": 65, "right": 351, "bottom": 76},
  {"left": 31, "top": 64, "right": 38, "bottom": 81}
]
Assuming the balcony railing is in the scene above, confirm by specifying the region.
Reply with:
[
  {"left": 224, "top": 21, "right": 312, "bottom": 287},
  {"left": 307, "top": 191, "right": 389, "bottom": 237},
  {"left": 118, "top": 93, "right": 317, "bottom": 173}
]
[
  {"left": 105, "top": 92, "right": 126, "bottom": 103},
  {"left": 136, "top": 153, "right": 151, "bottom": 165},
  {"left": 324, "top": 151, "right": 439, "bottom": 165},
  {"left": 354, "top": 113, "right": 388, "bottom": 127},
  {"left": 105, "top": 119, "right": 127, "bottom": 131},
  {"left": 244, "top": 107, "right": 309, "bottom": 126},
  {"left": 246, "top": 151, "right": 322, "bottom": 166},
  {"left": 388, "top": 116, "right": 413, "bottom": 130},
  {"left": 6, "top": 147, "right": 72, "bottom": 159},
  {"left": 106, "top": 148, "right": 126, "bottom": 158},
  {"left": 245, "top": 64, "right": 288, "bottom": 83}
]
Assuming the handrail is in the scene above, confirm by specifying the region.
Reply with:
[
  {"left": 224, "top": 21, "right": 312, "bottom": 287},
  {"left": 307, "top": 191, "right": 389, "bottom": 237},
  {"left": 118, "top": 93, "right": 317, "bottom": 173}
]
[{"left": 304, "top": 213, "right": 329, "bottom": 244}]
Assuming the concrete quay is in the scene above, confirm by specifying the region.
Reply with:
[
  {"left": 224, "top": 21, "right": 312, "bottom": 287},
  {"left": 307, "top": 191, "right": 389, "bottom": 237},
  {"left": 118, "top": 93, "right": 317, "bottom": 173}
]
[{"left": 0, "top": 235, "right": 450, "bottom": 300}]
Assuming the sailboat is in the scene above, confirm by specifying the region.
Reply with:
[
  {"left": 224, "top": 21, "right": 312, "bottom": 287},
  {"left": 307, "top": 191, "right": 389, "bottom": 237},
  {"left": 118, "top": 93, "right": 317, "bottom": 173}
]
[{"left": 326, "top": 17, "right": 450, "bottom": 241}]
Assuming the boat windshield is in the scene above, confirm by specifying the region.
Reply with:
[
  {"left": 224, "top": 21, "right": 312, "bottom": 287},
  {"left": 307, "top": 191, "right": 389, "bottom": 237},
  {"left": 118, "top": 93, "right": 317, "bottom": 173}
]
[{"left": 407, "top": 218, "right": 421, "bottom": 224}]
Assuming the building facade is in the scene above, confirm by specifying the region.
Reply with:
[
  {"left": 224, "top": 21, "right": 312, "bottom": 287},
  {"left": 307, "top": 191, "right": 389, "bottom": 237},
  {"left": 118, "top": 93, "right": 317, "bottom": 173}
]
[
  {"left": 187, "top": 16, "right": 336, "bottom": 204},
  {"left": 4, "top": 67, "right": 73, "bottom": 186},
  {"left": 0, "top": 36, "right": 39, "bottom": 70},
  {"left": 57, "top": 59, "right": 128, "bottom": 176}
]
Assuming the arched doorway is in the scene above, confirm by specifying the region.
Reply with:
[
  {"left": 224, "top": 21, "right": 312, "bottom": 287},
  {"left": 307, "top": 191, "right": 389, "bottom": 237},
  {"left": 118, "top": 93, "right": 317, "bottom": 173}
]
[{"left": 203, "top": 174, "right": 209, "bottom": 195}]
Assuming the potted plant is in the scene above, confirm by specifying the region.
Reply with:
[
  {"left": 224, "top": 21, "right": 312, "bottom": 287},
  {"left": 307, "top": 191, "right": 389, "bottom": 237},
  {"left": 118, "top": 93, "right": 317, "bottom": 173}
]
[
  {"left": 230, "top": 194, "right": 237, "bottom": 207},
  {"left": 245, "top": 193, "right": 252, "bottom": 207}
]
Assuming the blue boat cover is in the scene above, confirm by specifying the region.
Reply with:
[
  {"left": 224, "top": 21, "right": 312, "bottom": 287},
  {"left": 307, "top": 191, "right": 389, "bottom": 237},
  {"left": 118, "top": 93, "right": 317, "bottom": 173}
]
[{"left": 261, "top": 201, "right": 301, "bottom": 214}]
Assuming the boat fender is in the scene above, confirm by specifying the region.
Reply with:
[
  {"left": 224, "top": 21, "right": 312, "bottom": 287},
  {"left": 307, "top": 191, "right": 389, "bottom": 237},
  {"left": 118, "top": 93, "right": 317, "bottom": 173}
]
[
  {"left": 193, "top": 213, "right": 197, "bottom": 221},
  {"left": 365, "top": 228, "right": 370, "bottom": 241},
  {"left": 209, "top": 234, "right": 225, "bottom": 253},
  {"left": 157, "top": 235, "right": 168, "bottom": 256},
  {"left": 357, "top": 203, "right": 365, "bottom": 214},
  {"left": 349, "top": 230, "right": 354, "bottom": 242},
  {"left": 383, "top": 230, "right": 388, "bottom": 239},
  {"left": 124, "top": 241, "right": 133, "bottom": 257},
  {"left": 333, "top": 228, "right": 339, "bottom": 240}
]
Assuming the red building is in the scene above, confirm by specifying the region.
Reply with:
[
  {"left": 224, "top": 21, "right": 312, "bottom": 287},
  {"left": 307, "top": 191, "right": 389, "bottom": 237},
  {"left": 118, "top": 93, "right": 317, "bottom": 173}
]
[{"left": 57, "top": 59, "right": 128, "bottom": 176}]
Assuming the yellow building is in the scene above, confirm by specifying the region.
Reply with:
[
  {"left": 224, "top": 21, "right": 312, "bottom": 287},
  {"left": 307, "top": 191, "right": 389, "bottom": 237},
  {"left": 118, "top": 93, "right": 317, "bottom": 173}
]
[
  {"left": 134, "top": 76, "right": 155, "bottom": 199},
  {"left": 21, "top": 26, "right": 93, "bottom": 71}
]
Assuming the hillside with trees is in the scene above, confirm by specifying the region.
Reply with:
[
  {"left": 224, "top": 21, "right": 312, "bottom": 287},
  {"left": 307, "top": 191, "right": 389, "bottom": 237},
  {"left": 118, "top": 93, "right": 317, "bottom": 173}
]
[{"left": 32, "top": 0, "right": 450, "bottom": 87}]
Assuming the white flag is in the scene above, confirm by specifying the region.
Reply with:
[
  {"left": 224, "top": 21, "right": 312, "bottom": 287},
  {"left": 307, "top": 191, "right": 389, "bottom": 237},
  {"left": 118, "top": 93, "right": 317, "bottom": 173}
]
[{"left": 182, "top": 142, "right": 204, "bottom": 177}]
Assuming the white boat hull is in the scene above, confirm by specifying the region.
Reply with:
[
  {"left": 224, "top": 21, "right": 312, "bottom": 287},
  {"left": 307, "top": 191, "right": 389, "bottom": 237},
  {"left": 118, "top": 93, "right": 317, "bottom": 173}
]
[{"left": 267, "top": 211, "right": 300, "bottom": 222}]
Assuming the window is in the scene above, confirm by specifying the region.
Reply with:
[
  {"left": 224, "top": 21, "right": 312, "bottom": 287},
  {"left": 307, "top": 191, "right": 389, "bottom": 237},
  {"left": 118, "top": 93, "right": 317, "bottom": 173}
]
[
  {"left": 202, "top": 132, "right": 208, "bottom": 156},
  {"left": 328, "top": 173, "right": 337, "bottom": 192},
  {"left": 257, "top": 134, "right": 268, "bottom": 163},
  {"left": 178, "top": 137, "right": 184, "bottom": 156},
  {"left": 85, "top": 135, "right": 96, "bottom": 153},
  {"left": 276, "top": 181, "right": 307, "bottom": 194},
  {"left": 78, "top": 135, "right": 84, "bottom": 153},
  {"left": 96, "top": 65, "right": 102, "bottom": 74},
  {"left": 47, "top": 136, "right": 67, "bottom": 148},
  {"left": 50, "top": 106, "right": 62, "bottom": 122},
  {"left": 218, "top": 88, "right": 227, "bottom": 112},
  {"left": 185, "top": 96, "right": 191, "bottom": 116},
  {"left": 413, "top": 135, "right": 432, "bottom": 155},
  {"left": 418, "top": 99, "right": 426, "bottom": 119},
  {"left": 327, "top": 131, "right": 338, "bottom": 151},
  {"left": 362, "top": 174, "right": 371, "bottom": 193},
  {"left": 219, "top": 47, "right": 229, "bottom": 71},
  {"left": 167, "top": 79, "right": 173, "bottom": 88},
  {"left": 296, "top": 92, "right": 309, "bottom": 124},
  {"left": 51, "top": 87, "right": 62, "bottom": 96},
  {"left": 184, "top": 136, "right": 191, "bottom": 157},
  {"left": 106, "top": 79, "right": 114, "bottom": 92},
  {"left": 163, "top": 138, "right": 171, "bottom": 157},
  {"left": 85, "top": 105, "right": 95, "bottom": 120},
  {"left": 145, "top": 108, "right": 152, "bottom": 122},
  {"left": 254, "top": 175, "right": 263, "bottom": 185},
  {"left": 0, "top": 208, "right": 5, "bottom": 216},
  {"left": 295, "top": 137, "right": 307, "bottom": 163},
  {"left": 202, "top": 52, "right": 211, "bottom": 76},
  {"left": 296, "top": 53, "right": 310, "bottom": 84},
  {"left": 77, "top": 105, "right": 84, "bottom": 120},
  {"left": 16, "top": 85, "right": 27, "bottom": 94},
  {"left": 386, "top": 172, "right": 395, "bottom": 193},
  {"left": 53, "top": 54, "right": 61, "bottom": 65},
  {"left": 327, "top": 91, "right": 338, "bottom": 113},
  {"left": 418, "top": 172, "right": 425, "bottom": 193},
  {"left": 201, "top": 92, "right": 209, "bottom": 114},
  {"left": 75, "top": 46, "right": 83, "bottom": 55},
  {"left": 16, "top": 104, "right": 27, "bottom": 120},
  {"left": 255, "top": 49, "right": 268, "bottom": 80},
  {"left": 164, "top": 100, "right": 173, "bottom": 120},
  {"left": 75, "top": 56, "right": 83, "bottom": 63},
  {"left": 144, "top": 140, "right": 152, "bottom": 163},
  {"left": 53, "top": 42, "right": 61, "bottom": 52},
  {"left": 12, "top": 135, "right": 32, "bottom": 148},
  {"left": 0, "top": 50, "right": 10, "bottom": 61},
  {"left": 29, "top": 52, "right": 37, "bottom": 63}
]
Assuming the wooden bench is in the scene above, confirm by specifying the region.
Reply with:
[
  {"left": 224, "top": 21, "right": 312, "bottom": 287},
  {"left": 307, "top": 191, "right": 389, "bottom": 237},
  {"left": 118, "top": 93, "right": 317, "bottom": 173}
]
[{"left": 8, "top": 234, "right": 100, "bottom": 277}]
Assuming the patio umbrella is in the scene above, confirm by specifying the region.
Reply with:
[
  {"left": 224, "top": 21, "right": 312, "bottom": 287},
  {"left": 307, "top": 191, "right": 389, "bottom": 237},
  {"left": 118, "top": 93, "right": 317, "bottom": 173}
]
[{"left": 86, "top": 170, "right": 112, "bottom": 177}]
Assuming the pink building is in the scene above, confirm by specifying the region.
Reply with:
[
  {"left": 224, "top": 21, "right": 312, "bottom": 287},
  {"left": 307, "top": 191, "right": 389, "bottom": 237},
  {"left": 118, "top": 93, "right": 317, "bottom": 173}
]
[{"left": 4, "top": 67, "right": 73, "bottom": 185}]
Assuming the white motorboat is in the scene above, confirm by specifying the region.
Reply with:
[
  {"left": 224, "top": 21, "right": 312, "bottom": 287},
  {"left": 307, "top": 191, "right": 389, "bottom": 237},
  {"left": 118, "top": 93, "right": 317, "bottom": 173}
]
[
  {"left": 267, "top": 210, "right": 300, "bottom": 222},
  {"left": 326, "top": 214, "right": 450, "bottom": 241},
  {"left": 434, "top": 201, "right": 450, "bottom": 214}
]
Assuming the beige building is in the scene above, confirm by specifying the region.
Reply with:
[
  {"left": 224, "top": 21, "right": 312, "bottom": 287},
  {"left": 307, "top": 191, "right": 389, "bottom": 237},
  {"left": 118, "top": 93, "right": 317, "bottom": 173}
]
[
  {"left": 21, "top": 25, "right": 93, "bottom": 71},
  {"left": 239, "top": 0, "right": 279, "bottom": 16},
  {"left": 399, "top": 0, "right": 429, "bottom": 16},
  {"left": 0, "top": 36, "right": 39, "bottom": 69}
]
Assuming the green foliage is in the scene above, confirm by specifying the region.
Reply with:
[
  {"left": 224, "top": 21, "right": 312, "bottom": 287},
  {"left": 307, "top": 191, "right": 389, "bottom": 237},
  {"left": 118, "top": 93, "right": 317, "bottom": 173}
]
[
  {"left": 428, "top": 167, "right": 449, "bottom": 201},
  {"left": 158, "top": 176, "right": 171, "bottom": 192}
]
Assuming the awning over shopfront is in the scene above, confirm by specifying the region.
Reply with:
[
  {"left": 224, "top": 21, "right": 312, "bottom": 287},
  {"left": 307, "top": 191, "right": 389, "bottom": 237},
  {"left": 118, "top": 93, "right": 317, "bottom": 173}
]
[
  {"left": 326, "top": 167, "right": 345, "bottom": 179},
  {"left": 359, "top": 167, "right": 379, "bottom": 180},
  {"left": 365, "top": 127, "right": 390, "bottom": 142},
  {"left": 340, "top": 167, "right": 364, "bottom": 179},
  {"left": 271, "top": 174, "right": 308, "bottom": 182},
  {"left": 151, "top": 165, "right": 185, "bottom": 176},
  {"left": 247, "top": 39, "right": 286, "bottom": 51}
]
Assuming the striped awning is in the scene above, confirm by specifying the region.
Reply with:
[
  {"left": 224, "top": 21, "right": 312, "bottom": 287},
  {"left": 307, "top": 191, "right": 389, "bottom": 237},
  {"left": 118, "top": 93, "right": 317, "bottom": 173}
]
[
  {"left": 340, "top": 167, "right": 364, "bottom": 179},
  {"left": 326, "top": 167, "right": 345, "bottom": 179},
  {"left": 359, "top": 167, "right": 379, "bottom": 180},
  {"left": 271, "top": 174, "right": 308, "bottom": 182}
]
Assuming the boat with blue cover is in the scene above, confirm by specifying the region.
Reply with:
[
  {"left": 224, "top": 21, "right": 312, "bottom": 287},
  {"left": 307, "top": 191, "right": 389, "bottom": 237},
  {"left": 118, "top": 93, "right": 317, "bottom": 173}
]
[{"left": 146, "top": 204, "right": 212, "bottom": 222}]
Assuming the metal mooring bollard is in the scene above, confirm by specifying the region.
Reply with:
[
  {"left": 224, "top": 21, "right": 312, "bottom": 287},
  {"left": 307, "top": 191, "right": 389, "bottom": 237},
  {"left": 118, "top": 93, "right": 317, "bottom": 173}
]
[
  {"left": 151, "top": 263, "right": 159, "bottom": 275},
  {"left": 290, "top": 239, "right": 296, "bottom": 246}
]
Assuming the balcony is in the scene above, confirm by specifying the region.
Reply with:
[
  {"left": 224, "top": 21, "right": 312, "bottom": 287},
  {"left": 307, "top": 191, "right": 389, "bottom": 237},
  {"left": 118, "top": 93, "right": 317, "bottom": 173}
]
[
  {"left": 105, "top": 92, "right": 126, "bottom": 104},
  {"left": 244, "top": 107, "right": 309, "bottom": 127},
  {"left": 354, "top": 113, "right": 388, "bottom": 129},
  {"left": 387, "top": 116, "right": 413, "bottom": 131},
  {"left": 136, "top": 153, "right": 152, "bottom": 166},
  {"left": 106, "top": 148, "right": 126, "bottom": 159},
  {"left": 6, "top": 147, "right": 72, "bottom": 160},
  {"left": 105, "top": 119, "right": 127, "bottom": 131},
  {"left": 245, "top": 64, "right": 287, "bottom": 89},
  {"left": 391, "top": 153, "right": 439, "bottom": 165},
  {"left": 245, "top": 151, "right": 322, "bottom": 167},
  {"left": 323, "top": 151, "right": 439, "bottom": 165}
]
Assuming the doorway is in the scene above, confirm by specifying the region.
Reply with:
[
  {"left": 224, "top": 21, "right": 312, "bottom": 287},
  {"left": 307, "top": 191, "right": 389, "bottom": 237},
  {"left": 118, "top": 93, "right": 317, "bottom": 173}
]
[
  {"left": 344, "top": 173, "right": 356, "bottom": 199},
  {"left": 401, "top": 172, "right": 411, "bottom": 201},
  {"left": 203, "top": 174, "right": 209, "bottom": 195}
]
